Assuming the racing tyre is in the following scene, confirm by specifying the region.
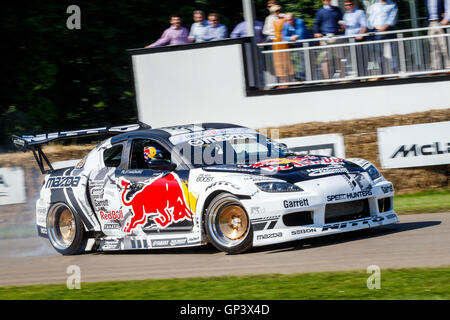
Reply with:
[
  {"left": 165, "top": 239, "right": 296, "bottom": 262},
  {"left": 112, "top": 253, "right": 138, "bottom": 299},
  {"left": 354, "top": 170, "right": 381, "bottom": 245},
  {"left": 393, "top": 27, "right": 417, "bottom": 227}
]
[
  {"left": 205, "top": 193, "right": 253, "bottom": 254},
  {"left": 47, "top": 203, "right": 88, "bottom": 255}
]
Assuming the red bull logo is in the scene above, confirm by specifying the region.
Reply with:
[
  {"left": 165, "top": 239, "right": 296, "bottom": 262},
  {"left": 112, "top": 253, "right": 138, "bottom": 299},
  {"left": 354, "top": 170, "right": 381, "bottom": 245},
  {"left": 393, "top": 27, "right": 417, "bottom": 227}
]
[
  {"left": 120, "top": 173, "right": 193, "bottom": 233},
  {"left": 243, "top": 156, "right": 343, "bottom": 172}
]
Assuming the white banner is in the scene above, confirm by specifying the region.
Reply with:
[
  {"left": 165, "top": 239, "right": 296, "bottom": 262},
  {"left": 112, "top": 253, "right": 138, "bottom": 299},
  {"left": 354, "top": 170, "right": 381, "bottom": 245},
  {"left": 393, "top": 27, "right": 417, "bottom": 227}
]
[
  {"left": 278, "top": 134, "right": 346, "bottom": 158},
  {"left": 0, "top": 167, "right": 26, "bottom": 206},
  {"left": 377, "top": 121, "right": 450, "bottom": 169}
]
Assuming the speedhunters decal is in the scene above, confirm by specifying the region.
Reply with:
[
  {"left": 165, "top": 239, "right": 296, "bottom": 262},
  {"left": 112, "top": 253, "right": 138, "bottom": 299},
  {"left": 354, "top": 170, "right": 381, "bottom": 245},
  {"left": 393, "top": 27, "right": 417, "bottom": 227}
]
[{"left": 327, "top": 190, "right": 373, "bottom": 202}]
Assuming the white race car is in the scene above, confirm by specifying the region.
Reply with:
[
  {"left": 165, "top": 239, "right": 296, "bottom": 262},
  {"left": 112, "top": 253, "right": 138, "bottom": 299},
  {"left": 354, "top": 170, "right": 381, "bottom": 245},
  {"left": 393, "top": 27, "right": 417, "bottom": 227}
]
[{"left": 12, "top": 123, "right": 398, "bottom": 255}]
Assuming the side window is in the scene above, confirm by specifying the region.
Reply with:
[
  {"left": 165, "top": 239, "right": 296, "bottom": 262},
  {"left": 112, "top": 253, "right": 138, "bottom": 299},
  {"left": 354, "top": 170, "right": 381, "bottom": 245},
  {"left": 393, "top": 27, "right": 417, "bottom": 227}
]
[
  {"left": 129, "top": 139, "right": 172, "bottom": 169},
  {"left": 103, "top": 145, "right": 123, "bottom": 168}
]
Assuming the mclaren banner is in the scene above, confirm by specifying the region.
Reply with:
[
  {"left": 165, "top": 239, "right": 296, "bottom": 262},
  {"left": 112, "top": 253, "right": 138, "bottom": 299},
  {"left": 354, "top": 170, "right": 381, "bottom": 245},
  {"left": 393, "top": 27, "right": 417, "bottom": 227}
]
[
  {"left": 0, "top": 167, "right": 26, "bottom": 206},
  {"left": 278, "top": 134, "right": 346, "bottom": 158},
  {"left": 378, "top": 121, "right": 450, "bottom": 169}
]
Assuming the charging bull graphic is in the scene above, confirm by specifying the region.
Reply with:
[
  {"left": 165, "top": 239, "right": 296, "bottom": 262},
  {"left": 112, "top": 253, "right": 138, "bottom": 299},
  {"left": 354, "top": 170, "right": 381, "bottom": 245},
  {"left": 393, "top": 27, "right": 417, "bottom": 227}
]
[{"left": 120, "top": 173, "right": 193, "bottom": 233}]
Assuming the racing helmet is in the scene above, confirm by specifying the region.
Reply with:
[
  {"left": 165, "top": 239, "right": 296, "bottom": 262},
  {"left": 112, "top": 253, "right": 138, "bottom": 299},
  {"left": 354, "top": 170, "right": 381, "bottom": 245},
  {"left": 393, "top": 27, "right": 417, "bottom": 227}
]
[{"left": 143, "top": 146, "right": 163, "bottom": 163}]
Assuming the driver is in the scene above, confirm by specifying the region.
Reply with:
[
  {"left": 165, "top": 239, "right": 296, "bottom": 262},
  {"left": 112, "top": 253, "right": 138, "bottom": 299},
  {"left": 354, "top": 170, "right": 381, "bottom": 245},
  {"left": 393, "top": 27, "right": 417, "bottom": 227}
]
[{"left": 143, "top": 146, "right": 164, "bottom": 164}]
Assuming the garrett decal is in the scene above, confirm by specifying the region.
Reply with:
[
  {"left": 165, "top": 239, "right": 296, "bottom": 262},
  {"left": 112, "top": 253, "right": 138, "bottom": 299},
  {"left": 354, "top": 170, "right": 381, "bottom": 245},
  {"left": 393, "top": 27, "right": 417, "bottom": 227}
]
[
  {"left": 283, "top": 198, "right": 309, "bottom": 208},
  {"left": 327, "top": 190, "right": 372, "bottom": 202},
  {"left": 256, "top": 232, "right": 282, "bottom": 240},
  {"left": 120, "top": 173, "right": 193, "bottom": 233},
  {"left": 104, "top": 223, "right": 120, "bottom": 230}
]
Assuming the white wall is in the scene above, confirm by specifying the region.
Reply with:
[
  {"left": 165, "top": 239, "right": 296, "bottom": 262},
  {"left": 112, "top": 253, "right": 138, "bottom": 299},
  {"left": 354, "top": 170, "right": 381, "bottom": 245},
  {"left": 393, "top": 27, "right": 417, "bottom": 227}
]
[{"left": 131, "top": 43, "right": 450, "bottom": 129}]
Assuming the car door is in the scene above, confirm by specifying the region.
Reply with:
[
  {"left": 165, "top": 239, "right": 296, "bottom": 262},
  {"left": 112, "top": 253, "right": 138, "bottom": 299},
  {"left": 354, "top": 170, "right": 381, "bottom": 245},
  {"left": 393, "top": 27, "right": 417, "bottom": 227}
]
[{"left": 116, "top": 137, "right": 194, "bottom": 235}]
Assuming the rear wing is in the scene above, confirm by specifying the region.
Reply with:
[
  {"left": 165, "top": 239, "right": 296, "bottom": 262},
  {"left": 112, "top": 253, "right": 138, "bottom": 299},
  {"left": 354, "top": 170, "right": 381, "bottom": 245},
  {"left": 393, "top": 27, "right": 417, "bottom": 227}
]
[{"left": 11, "top": 123, "right": 150, "bottom": 174}]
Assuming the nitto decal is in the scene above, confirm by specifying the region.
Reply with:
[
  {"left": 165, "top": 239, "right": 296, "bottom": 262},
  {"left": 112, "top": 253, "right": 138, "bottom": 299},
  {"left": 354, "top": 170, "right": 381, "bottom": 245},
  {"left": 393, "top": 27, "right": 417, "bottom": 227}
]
[
  {"left": 256, "top": 232, "right": 282, "bottom": 240},
  {"left": 327, "top": 190, "right": 372, "bottom": 202},
  {"left": 120, "top": 173, "right": 193, "bottom": 233},
  {"left": 45, "top": 176, "right": 81, "bottom": 189},
  {"left": 381, "top": 184, "right": 394, "bottom": 193},
  {"left": 283, "top": 199, "right": 309, "bottom": 208}
]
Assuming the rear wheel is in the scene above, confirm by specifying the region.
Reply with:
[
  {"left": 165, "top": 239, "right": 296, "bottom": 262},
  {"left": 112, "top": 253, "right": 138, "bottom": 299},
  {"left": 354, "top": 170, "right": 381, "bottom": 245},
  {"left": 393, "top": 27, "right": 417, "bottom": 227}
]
[
  {"left": 204, "top": 193, "right": 253, "bottom": 254},
  {"left": 47, "top": 203, "right": 87, "bottom": 255}
]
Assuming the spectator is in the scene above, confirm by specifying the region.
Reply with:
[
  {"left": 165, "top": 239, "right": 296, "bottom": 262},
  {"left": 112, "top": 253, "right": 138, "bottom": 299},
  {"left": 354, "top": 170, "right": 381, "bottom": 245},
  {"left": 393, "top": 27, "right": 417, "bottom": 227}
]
[
  {"left": 282, "top": 12, "right": 308, "bottom": 42},
  {"left": 426, "top": 0, "right": 450, "bottom": 70},
  {"left": 202, "top": 13, "right": 228, "bottom": 41},
  {"left": 367, "top": 0, "right": 398, "bottom": 74},
  {"left": 313, "top": 0, "right": 344, "bottom": 79},
  {"left": 282, "top": 13, "right": 309, "bottom": 81},
  {"left": 367, "top": 0, "right": 397, "bottom": 33},
  {"left": 263, "top": 4, "right": 284, "bottom": 40},
  {"left": 230, "top": 20, "right": 265, "bottom": 43},
  {"left": 188, "top": 10, "right": 209, "bottom": 43},
  {"left": 342, "top": 0, "right": 368, "bottom": 76},
  {"left": 145, "top": 15, "right": 190, "bottom": 48},
  {"left": 273, "top": 15, "right": 294, "bottom": 87},
  {"left": 313, "top": 0, "right": 343, "bottom": 38}
]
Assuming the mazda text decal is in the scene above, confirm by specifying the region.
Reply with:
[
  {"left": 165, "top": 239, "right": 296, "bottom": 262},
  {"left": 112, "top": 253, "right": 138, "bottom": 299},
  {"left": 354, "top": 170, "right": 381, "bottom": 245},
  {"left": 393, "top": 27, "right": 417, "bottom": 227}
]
[{"left": 45, "top": 176, "right": 81, "bottom": 189}]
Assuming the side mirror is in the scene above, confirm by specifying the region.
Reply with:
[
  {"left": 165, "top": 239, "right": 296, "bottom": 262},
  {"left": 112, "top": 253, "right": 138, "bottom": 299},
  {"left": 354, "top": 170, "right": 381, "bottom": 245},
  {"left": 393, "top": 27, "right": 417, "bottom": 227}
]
[{"left": 147, "top": 159, "right": 177, "bottom": 171}]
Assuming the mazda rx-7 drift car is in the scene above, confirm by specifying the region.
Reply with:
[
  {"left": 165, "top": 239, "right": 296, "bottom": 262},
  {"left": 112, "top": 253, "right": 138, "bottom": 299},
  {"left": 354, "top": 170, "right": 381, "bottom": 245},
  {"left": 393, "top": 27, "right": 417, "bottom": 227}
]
[{"left": 12, "top": 123, "right": 398, "bottom": 255}]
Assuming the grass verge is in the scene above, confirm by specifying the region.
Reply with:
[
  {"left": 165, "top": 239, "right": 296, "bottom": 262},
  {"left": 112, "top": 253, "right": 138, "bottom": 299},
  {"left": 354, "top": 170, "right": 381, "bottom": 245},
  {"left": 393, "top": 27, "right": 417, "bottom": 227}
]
[
  {"left": 394, "top": 189, "right": 450, "bottom": 214},
  {"left": 1, "top": 267, "right": 449, "bottom": 300}
]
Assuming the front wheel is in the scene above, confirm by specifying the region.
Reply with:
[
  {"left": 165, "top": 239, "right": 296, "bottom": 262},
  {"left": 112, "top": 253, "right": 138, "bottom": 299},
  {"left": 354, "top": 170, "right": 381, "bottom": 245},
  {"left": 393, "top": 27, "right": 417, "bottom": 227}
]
[
  {"left": 204, "top": 193, "right": 253, "bottom": 254},
  {"left": 47, "top": 203, "right": 87, "bottom": 255}
]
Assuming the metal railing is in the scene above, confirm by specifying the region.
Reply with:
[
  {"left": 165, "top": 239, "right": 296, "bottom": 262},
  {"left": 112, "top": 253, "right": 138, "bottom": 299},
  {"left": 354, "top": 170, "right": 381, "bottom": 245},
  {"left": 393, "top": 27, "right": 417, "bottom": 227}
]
[{"left": 257, "top": 25, "right": 450, "bottom": 88}]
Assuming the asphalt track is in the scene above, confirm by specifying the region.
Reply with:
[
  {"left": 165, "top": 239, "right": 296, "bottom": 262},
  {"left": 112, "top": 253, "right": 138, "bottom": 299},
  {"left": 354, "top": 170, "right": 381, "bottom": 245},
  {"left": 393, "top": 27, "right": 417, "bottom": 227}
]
[{"left": 0, "top": 212, "right": 449, "bottom": 286}]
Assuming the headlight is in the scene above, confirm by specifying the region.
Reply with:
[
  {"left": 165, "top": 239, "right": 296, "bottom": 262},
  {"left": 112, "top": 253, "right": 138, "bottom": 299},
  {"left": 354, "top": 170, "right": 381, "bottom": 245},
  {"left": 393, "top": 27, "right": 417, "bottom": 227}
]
[
  {"left": 255, "top": 182, "right": 303, "bottom": 193},
  {"left": 366, "top": 165, "right": 381, "bottom": 180}
]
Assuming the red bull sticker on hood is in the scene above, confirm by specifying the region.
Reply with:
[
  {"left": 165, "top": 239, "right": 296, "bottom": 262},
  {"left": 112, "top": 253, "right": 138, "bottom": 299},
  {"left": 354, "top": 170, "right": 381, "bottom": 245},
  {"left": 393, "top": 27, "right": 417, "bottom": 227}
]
[
  {"left": 239, "top": 156, "right": 343, "bottom": 172},
  {"left": 120, "top": 173, "right": 193, "bottom": 233}
]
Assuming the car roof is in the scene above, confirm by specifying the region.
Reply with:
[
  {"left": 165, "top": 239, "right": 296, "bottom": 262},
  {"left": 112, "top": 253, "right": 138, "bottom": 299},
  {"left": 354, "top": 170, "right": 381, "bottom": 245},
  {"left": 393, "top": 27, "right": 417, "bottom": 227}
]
[{"left": 110, "top": 123, "right": 246, "bottom": 144}]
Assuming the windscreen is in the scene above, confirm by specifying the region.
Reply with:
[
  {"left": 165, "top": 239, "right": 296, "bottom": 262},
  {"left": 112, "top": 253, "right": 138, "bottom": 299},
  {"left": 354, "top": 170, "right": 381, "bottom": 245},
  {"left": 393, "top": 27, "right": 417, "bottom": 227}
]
[{"left": 171, "top": 129, "right": 290, "bottom": 167}]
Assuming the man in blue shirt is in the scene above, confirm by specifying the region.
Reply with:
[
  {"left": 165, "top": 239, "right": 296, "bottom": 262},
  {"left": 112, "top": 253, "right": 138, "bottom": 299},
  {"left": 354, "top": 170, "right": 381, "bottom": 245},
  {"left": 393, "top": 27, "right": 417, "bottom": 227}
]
[
  {"left": 282, "top": 13, "right": 310, "bottom": 81},
  {"left": 342, "top": 0, "right": 368, "bottom": 76},
  {"left": 426, "top": 0, "right": 450, "bottom": 70},
  {"left": 313, "top": 0, "right": 343, "bottom": 37},
  {"left": 313, "top": 0, "right": 344, "bottom": 79},
  {"left": 230, "top": 20, "right": 265, "bottom": 43},
  {"left": 367, "top": 0, "right": 398, "bottom": 74},
  {"left": 203, "top": 13, "right": 228, "bottom": 41},
  {"left": 188, "top": 10, "right": 209, "bottom": 43}
]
